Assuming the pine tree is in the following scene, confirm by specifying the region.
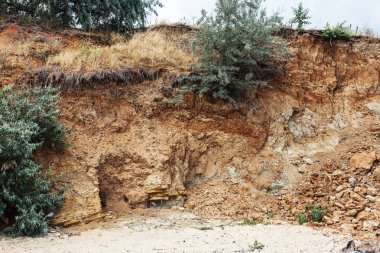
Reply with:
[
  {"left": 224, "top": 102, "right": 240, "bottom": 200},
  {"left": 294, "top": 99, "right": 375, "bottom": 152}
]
[
  {"left": 290, "top": 2, "right": 311, "bottom": 30},
  {"left": 179, "top": 0, "right": 287, "bottom": 108}
]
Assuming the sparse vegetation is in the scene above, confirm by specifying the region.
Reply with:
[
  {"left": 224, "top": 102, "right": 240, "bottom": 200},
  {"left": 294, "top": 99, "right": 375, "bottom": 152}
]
[
  {"left": 178, "top": 0, "right": 287, "bottom": 108},
  {"left": 250, "top": 240, "right": 265, "bottom": 250},
  {"left": 290, "top": 2, "right": 311, "bottom": 30},
  {"left": 297, "top": 205, "right": 328, "bottom": 225},
  {"left": 360, "top": 26, "right": 376, "bottom": 37},
  {"left": 240, "top": 219, "right": 257, "bottom": 226},
  {"left": 197, "top": 226, "right": 213, "bottom": 231},
  {"left": 297, "top": 212, "right": 308, "bottom": 225},
  {"left": 0, "top": 86, "right": 68, "bottom": 236},
  {"left": 47, "top": 31, "right": 195, "bottom": 72},
  {"left": 322, "top": 22, "right": 353, "bottom": 40},
  {"left": 266, "top": 212, "right": 276, "bottom": 219}
]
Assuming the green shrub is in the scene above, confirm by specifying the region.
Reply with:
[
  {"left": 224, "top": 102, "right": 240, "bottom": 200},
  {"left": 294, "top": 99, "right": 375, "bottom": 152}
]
[
  {"left": 297, "top": 212, "right": 308, "bottom": 225},
  {"left": 0, "top": 86, "right": 67, "bottom": 236},
  {"left": 322, "top": 22, "right": 353, "bottom": 40},
  {"left": 178, "top": 0, "right": 287, "bottom": 108},
  {"left": 297, "top": 205, "right": 328, "bottom": 225},
  {"left": 308, "top": 205, "right": 327, "bottom": 223}
]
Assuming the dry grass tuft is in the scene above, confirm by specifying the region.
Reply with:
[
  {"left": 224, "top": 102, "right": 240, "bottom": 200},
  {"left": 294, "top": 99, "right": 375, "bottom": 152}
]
[
  {"left": 47, "top": 46, "right": 120, "bottom": 72},
  {"left": 47, "top": 31, "right": 196, "bottom": 72},
  {"left": 0, "top": 37, "right": 62, "bottom": 70}
]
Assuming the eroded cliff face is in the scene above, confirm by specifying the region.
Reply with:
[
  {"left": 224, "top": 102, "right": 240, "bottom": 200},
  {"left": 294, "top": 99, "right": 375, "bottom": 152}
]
[{"left": 38, "top": 30, "right": 380, "bottom": 237}]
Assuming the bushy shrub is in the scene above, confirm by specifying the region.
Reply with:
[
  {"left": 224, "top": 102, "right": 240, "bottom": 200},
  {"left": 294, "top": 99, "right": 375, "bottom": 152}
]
[
  {"left": 322, "top": 22, "right": 353, "bottom": 40},
  {"left": 0, "top": 86, "right": 67, "bottom": 236},
  {"left": 178, "top": 0, "right": 287, "bottom": 108}
]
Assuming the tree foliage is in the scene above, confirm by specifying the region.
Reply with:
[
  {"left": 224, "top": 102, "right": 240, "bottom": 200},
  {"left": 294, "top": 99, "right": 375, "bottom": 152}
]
[
  {"left": 179, "top": 0, "right": 287, "bottom": 107},
  {"left": 0, "top": 86, "right": 67, "bottom": 236},
  {"left": 0, "top": 0, "right": 162, "bottom": 33},
  {"left": 290, "top": 2, "right": 311, "bottom": 30}
]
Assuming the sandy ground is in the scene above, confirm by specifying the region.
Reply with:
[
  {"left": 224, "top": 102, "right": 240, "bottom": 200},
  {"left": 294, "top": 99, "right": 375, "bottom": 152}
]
[{"left": 0, "top": 212, "right": 350, "bottom": 253}]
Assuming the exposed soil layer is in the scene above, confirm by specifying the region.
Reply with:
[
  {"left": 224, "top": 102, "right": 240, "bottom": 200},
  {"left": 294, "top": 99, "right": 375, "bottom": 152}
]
[{"left": 1, "top": 23, "right": 380, "bottom": 241}]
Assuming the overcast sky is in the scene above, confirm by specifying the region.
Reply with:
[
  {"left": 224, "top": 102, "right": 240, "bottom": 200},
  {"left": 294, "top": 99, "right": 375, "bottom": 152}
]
[{"left": 151, "top": 0, "right": 380, "bottom": 34}]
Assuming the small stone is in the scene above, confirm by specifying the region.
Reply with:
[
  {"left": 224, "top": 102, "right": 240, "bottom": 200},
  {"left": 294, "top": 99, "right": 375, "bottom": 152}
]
[
  {"left": 354, "top": 186, "right": 365, "bottom": 195},
  {"left": 332, "top": 170, "right": 344, "bottom": 176},
  {"left": 340, "top": 224, "right": 356, "bottom": 232},
  {"left": 336, "top": 185, "right": 344, "bottom": 192},
  {"left": 366, "top": 187, "right": 377, "bottom": 196},
  {"left": 303, "top": 157, "right": 313, "bottom": 165},
  {"left": 357, "top": 211, "right": 370, "bottom": 221},
  {"left": 334, "top": 202, "right": 346, "bottom": 210},
  {"left": 332, "top": 215, "right": 341, "bottom": 223},
  {"left": 297, "top": 165, "right": 307, "bottom": 174},
  {"left": 346, "top": 209, "right": 358, "bottom": 217},
  {"left": 350, "top": 151, "right": 376, "bottom": 171},
  {"left": 366, "top": 195, "right": 376, "bottom": 202},
  {"left": 348, "top": 177, "right": 356, "bottom": 186},
  {"left": 350, "top": 192, "right": 364, "bottom": 202},
  {"left": 363, "top": 220, "right": 380, "bottom": 230}
]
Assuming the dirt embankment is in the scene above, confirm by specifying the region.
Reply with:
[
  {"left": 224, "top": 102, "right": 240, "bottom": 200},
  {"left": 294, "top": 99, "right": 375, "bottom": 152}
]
[{"left": 1, "top": 23, "right": 380, "bottom": 240}]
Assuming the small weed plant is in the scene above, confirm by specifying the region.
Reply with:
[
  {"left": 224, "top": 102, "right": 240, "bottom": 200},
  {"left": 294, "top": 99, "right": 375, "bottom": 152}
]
[
  {"left": 266, "top": 212, "right": 276, "bottom": 219},
  {"left": 197, "top": 226, "right": 213, "bottom": 231},
  {"left": 297, "top": 204, "right": 328, "bottom": 225},
  {"left": 308, "top": 205, "right": 327, "bottom": 223},
  {"left": 323, "top": 22, "right": 353, "bottom": 40},
  {"left": 241, "top": 218, "right": 257, "bottom": 226},
  {"left": 250, "top": 240, "right": 265, "bottom": 250},
  {"left": 297, "top": 212, "right": 308, "bottom": 225}
]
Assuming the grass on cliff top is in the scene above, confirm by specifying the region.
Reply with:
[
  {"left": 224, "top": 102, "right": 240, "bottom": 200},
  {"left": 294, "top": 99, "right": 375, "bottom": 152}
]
[
  {"left": 0, "top": 36, "right": 62, "bottom": 70},
  {"left": 47, "top": 31, "right": 196, "bottom": 72}
]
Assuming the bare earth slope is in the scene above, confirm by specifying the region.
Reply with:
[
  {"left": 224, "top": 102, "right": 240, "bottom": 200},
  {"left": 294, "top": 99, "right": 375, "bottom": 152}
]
[{"left": 1, "top": 23, "right": 380, "bottom": 242}]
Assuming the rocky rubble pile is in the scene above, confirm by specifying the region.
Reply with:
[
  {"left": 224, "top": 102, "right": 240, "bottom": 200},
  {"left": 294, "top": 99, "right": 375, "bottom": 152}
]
[{"left": 278, "top": 151, "right": 380, "bottom": 239}]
